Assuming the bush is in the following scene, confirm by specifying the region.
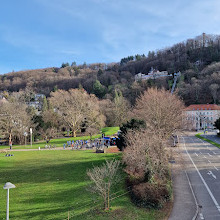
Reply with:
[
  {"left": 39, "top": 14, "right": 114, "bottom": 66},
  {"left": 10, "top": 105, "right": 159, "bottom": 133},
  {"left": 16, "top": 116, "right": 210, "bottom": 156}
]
[{"left": 130, "top": 182, "right": 171, "bottom": 209}]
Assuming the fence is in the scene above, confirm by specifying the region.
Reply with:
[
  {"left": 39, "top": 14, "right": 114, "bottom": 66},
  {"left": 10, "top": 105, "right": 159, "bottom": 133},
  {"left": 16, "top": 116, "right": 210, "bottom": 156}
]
[{"left": 62, "top": 186, "right": 132, "bottom": 220}]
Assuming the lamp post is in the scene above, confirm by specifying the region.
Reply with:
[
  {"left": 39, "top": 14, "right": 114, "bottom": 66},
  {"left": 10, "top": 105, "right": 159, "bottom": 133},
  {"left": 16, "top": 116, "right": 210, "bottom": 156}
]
[
  {"left": 3, "top": 182, "right": 16, "bottom": 220},
  {"left": 24, "top": 132, "right": 28, "bottom": 146},
  {"left": 30, "top": 128, "right": 32, "bottom": 147}
]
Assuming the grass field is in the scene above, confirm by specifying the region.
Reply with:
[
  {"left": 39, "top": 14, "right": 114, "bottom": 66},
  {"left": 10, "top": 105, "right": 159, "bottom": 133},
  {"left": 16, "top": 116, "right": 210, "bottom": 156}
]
[
  {"left": 0, "top": 149, "right": 167, "bottom": 220},
  {"left": 0, "top": 127, "right": 119, "bottom": 150}
]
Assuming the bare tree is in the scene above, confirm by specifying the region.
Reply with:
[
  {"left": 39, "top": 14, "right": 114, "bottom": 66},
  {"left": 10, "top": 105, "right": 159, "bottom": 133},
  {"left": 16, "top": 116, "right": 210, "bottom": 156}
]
[
  {"left": 87, "top": 159, "right": 120, "bottom": 210},
  {"left": 42, "top": 109, "right": 61, "bottom": 128},
  {"left": 122, "top": 130, "right": 148, "bottom": 180},
  {"left": 209, "top": 83, "right": 219, "bottom": 104},
  {"left": 133, "top": 88, "right": 184, "bottom": 140},
  {"left": 38, "top": 127, "right": 58, "bottom": 144},
  {"left": 123, "top": 130, "right": 169, "bottom": 181},
  {"left": 112, "top": 90, "right": 129, "bottom": 126},
  {"left": 49, "top": 89, "right": 105, "bottom": 137},
  {"left": 0, "top": 101, "right": 32, "bottom": 146},
  {"left": 99, "top": 99, "right": 115, "bottom": 126}
]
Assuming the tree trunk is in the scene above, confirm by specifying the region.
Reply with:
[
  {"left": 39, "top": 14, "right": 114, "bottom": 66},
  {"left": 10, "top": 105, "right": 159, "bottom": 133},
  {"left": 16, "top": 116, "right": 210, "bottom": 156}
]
[
  {"left": 107, "top": 185, "right": 110, "bottom": 210},
  {"left": 9, "top": 133, "right": 12, "bottom": 144},
  {"left": 104, "top": 192, "right": 107, "bottom": 210},
  {"left": 73, "top": 130, "right": 76, "bottom": 137},
  {"left": 9, "top": 133, "right": 12, "bottom": 150}
]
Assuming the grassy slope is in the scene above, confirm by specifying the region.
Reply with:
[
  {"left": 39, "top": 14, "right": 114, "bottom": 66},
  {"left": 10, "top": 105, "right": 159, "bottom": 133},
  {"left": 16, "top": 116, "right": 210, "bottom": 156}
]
[
  {"left": 0, "top": 150, "right": 165, "bottom": 220},
  {"left": 0, "top": 127, "right": 119, "bottom": 150}
]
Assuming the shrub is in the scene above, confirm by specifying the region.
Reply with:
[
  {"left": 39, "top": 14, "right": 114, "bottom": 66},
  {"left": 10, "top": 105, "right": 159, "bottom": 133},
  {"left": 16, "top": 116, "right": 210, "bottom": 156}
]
[{"left": 130, "top": 182, "right": 171, "bottom": 209}]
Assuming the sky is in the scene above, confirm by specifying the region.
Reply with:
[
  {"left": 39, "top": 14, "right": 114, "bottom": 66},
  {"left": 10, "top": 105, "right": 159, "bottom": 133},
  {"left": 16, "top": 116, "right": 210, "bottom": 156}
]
[{"left": 1, "top": 0, "right": 220, "bottom": 74}]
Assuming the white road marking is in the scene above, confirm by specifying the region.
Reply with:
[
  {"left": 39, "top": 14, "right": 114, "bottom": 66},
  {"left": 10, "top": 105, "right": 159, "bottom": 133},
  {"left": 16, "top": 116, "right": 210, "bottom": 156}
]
[
  {"left": 199, "top": 152, "right": 202, "bottom": 154},
  {"left": 185, "top": 171, "right": 199, "bottom": 220},
  {"left": 203, "top": 156, "right": 207, "bottom": 158},
  {"left": 207, "top": 171, "right": 217, "bottom": 179},
  {"left": 214, "top": 166, "right": 219, "bottom": 171},
  {"left": 213, "top": 152, "right": 217, "bottom": 155},
  {"left": 199, "top": 213, "right": 204, "bottom": 219},
  {"left": 208, "top": 153, "right": 213, "bottom": 157},
  {"left": 208, "top": 160, "right": 211, "bottom": 163},
  {"left": 183, "top": 137, "right": 220, "bottom": 213},
  {"left": 195, "top": 153, "right": 198, "bottom": 156}
]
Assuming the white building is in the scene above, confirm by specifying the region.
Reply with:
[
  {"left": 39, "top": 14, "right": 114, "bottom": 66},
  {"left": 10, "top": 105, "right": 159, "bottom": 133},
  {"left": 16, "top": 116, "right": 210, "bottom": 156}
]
[
  {"left": 183, "top": 104, "right": 220, "bottom": 130},
  {"left": 135, "top": 68, "right": 172, "bottom": 81},
  {"left": 134, "top": 73, "right": 149, "bottom": 81}
]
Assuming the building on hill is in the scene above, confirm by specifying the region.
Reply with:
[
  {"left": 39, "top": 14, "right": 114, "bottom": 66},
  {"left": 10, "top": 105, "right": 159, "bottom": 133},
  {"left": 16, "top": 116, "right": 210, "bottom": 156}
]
[
  {"left": 135, "top": 68, "right": 172, "bottom": 81},
  {"left": 34, "top": 93, "right": 45, "bottom": 101},
  {"left": 134, "top": 72, "right": 148, "bottom": 81},
  {"left": 26, "top": 93, "right": 46, "bottom": 113},
  {"left": 183, "top": 104, "right": 220, "bottom": 130}
]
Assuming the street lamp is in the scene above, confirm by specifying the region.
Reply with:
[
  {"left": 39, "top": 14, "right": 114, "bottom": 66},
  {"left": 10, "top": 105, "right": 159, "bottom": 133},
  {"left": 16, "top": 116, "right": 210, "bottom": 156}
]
[
  {"left": 3, "top": 182, "right": 16, "bottom": 220},
  {"left": 30, "top": 128, "right": 32, "bottom": 147},
  {"left": 24, "top": 132, "right": 28, "bottom": 146}
]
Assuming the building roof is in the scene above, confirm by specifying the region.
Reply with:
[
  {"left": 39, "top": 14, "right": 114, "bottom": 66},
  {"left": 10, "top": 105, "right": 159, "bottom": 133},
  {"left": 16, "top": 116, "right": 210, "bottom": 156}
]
[{"left": 184, "top": 104, "right": 220, "bottom": 111}]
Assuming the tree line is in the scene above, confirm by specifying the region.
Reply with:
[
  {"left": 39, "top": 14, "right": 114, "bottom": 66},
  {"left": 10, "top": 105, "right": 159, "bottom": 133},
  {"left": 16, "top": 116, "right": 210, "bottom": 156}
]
[
  {"left": 1, "top": 33, "right": 220, "bottom": 107},
  {"left": 0, "top": 88, "right": 129, "bottom": 145}
]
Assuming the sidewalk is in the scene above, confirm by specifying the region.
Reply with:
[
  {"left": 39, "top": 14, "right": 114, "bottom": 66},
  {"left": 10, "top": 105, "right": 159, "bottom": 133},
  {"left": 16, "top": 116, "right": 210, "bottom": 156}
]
[{"left": 168, "top": 136, "right": 197, "bottom": 220}]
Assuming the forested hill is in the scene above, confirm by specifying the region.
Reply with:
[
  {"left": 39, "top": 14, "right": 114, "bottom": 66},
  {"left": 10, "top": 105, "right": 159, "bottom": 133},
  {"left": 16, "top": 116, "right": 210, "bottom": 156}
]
[{"left": 1, "top": 33, "right": 220, "bottom": 105}]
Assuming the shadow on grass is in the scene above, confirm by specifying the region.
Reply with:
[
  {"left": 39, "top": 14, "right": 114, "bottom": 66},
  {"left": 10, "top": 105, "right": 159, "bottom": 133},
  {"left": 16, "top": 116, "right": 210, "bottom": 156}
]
[
  {"left": 0, "top": 157, "right": 119, "bottom": 184},
  {"left": 12, "top": 206, "right": 71, "bottom": 220},
  {"left": 0, "top": 151, "right": 121, "bottom": 220}
]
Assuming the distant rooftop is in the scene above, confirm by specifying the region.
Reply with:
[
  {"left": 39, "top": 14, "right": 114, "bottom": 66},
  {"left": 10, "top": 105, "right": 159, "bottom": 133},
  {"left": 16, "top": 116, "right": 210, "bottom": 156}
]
[{"left": 184, "top": 104, "right": 220, "bottom": 111}]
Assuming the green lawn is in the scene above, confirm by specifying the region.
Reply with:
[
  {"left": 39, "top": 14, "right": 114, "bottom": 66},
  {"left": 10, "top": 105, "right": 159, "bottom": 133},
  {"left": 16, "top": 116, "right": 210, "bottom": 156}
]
[
  {"left": 0, "top": 150, "right": 165, "bottom": 220},
  {"left": 0, "top": 127, "right": 119, "bottom": 150}
]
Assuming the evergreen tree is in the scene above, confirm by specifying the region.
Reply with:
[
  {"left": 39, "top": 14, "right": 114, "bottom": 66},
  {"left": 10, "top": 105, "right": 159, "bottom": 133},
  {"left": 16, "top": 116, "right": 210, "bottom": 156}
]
[
  {"left": 97, "top": 69, "right": 103, "bottom": 77},
  {"left": 93, "top": 80, "right": 106, "bottom": 98},
  {"left": 214, "top": 118, "right": 220, "bottom": 131},
  {"left": 42, "top": 96, "right": 48, "bottom": 112},
  {"left": 116, "top": 118, "right": 146, "bottom": 151}
]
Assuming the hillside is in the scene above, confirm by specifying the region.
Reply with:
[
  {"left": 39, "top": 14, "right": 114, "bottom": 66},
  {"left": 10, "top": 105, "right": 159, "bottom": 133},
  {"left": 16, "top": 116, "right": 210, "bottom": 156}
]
[{"left": 1, "top": 33, "right": 220, "bottom": 105}]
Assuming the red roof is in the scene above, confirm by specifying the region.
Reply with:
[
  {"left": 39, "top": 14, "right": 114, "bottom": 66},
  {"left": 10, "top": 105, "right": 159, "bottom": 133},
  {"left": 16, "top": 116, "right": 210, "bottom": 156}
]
[{"left": 184, "top": 104, "right": 220, "bottom": 111}]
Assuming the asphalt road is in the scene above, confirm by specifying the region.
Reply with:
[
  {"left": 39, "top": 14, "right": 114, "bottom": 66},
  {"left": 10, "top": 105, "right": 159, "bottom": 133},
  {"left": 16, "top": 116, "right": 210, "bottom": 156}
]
[{"left": 180, "top": 134, "right": 220, "bottom": 220}]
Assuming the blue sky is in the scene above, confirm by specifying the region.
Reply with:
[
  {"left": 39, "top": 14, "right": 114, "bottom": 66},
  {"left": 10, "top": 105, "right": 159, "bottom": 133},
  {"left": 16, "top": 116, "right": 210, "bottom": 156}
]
[{"left": 1, "top": 0, "right": 220, "bottom": 74}]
